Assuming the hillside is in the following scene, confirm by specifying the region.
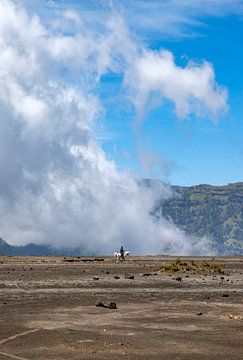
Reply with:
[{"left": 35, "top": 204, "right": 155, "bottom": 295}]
[
  {"left": 1, "top": 182, "right": 242, "bottom": 256},
  {"left": 154, "top": 182, "right": 243, "bottom": 255},
  {"left": 0, "top": 238, "right": 86, "bottom": 256}
]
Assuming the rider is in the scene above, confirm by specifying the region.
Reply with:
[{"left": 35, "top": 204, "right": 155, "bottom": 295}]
[{"left": 120, "top": 245, "right": 125, "bottom": 260}]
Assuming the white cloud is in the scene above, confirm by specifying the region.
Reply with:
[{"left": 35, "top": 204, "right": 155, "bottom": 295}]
[
  {"left": 0, "top": 0, "right": 224, "bottom": 255},
  {"left": 113, "top": 0, "right": 243, "bottom": 39},
  {"left": 127, "top": 49, "right": 227, "bottom": 121}
]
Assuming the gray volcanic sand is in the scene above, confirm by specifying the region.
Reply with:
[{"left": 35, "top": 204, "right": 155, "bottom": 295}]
[{"left": 0, "top": 256, "right": 242, "bottom": 359}]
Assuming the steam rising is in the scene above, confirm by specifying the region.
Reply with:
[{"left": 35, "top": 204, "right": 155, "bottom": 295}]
[{"left": 0, "top": 1, "right": 227, "bottom": 254}]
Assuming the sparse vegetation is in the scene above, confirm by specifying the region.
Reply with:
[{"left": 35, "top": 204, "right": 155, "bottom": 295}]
[
  {"left": 159, "top": 258, "right": 223, "bottom": 273},
  {"left": 153, "top": 182, "right": 243, "bottom": 255}
]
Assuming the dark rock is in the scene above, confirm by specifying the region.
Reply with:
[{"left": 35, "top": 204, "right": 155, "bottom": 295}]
[
  {"left": 222, "top": 293, "right": 229, "bottom": 297},
  {"left": 142, "top": 273, "right": 152, "bottom": 276},
  {"left": 96, "top": 302, "right": 106, "bottom": 308},
  {"left": 96, "top": 301, "right": 117, "bottom": 309},
  {"left": 93, "top": 276, "right": 99, "bottom": 281},
  {"left": 108, "top": 302, "right": 117, "bottom": 309},
  {"left": 81, "top": 259, "right": 93, "bottom": 262},
  {"left": 197, "top": 312, "right": 202, "bottom": 315},
  {"left": 105, "top": 271, "right": 109, "bottom": 274},
  {"left": 175, "top": 276, "right": 182, "bottom": 282},
  {"left": 125, "top": 273, "right": 134, "bottom": 279},
  {"left": 114, "top": 275, "right": 120, "bottom": 279}
]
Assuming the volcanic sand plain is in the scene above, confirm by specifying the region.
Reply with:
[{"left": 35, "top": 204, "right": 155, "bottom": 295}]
[{"left": 0, "top": 255, "right": 242, "bottom": 359}]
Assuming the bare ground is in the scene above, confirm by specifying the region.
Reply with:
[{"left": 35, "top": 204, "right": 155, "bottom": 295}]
[{"left": 0, "top": 255, "right": 242, "bottom": 359}]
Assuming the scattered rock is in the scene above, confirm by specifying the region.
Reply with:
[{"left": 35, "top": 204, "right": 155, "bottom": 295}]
[
  {"left": 142, "top": 273, "right": 152, "bottom": 276},
  {"left": 222, "top": 293, "right": 229, "bottom": 297},
  {"left": 105, "top": 271, "right": 109, "bottom": 274},
  {"left": 96, "top": 302, "right": 106, "bottom": 308},
  {"left": 114, "top": 275, "right": 120, "bottom": 279},
  {"left": 96, "top": 301, "right": 117, "bottom": 309},
  {"left": 125, "top": 273, "right": 134, "bottom": 279},
  {"left": 220, "top": 276, "right": 224, "bottom": 280},
  {"left": 93, "top": 276, "right": 99, "bottom": 281},
  {"left": 108, "top": 302, "right": 117, "bottom": 309},
  {"left": 175, "top": 276, "right": 182, "bottom": 282},
  {"left": 197, "top": 312, "right": 202, "bottom": 315}
]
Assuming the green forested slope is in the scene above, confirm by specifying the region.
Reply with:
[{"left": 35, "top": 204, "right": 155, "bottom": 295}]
[{"left": 156, "top": 182, "right": 243, "bottom": 255}]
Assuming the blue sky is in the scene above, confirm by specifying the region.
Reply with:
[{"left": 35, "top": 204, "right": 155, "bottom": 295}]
[
  {"left": 96, "top": 2, "right": 243, "bottom": 186},
  {"left": 19, "top": 0, "right": 243, "bottom": 186}
]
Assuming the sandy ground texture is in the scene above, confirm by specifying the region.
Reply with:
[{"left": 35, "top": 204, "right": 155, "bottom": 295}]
[{"left": 0, "top": 255, "right": 242, "bottom": 360}]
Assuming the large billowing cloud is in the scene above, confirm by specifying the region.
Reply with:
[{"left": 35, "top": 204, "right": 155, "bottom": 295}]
[{"left": 0, "top": 0, "right": 227, "bottom": 254}]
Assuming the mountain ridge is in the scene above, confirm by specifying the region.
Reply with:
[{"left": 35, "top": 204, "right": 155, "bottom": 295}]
[
  {"left": 153, "top": 181, "right": 243, "bottom": 255},
  {"left": 1, "top": 182, "right": 242, "bottom": 256}
]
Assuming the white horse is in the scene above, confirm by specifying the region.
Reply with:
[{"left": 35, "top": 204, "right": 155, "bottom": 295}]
[{"left": 114, "top": 251, "right": 130, "bottom": 260}]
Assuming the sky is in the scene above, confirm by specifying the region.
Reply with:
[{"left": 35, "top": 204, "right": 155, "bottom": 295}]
[
  {"left": 23, "top": 0, "right": 243, "bottom": 186},
  {"left": 0, "top": 0, "right": 242, "bottom": 253}
]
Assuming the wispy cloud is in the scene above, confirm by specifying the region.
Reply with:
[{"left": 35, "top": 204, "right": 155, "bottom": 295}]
[
  {"left": 22, "top": 0, "right": 243, "bottom": 40},
  {"left": 116, "top": 0, "right": 243, "bottom": 39}
]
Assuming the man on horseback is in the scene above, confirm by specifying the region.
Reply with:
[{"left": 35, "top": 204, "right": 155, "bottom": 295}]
[{"left": 120, "top": 245, "right": 125, "bottom": 260}]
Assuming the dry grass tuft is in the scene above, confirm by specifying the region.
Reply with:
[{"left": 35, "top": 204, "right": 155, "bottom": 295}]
[{"left": 159, "top": 258, "right": 223, "bottom": 274}]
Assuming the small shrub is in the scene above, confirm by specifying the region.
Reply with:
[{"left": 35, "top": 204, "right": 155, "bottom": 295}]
[{"left": 160, "top": 259, "right": 223, "bottom": 274}]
